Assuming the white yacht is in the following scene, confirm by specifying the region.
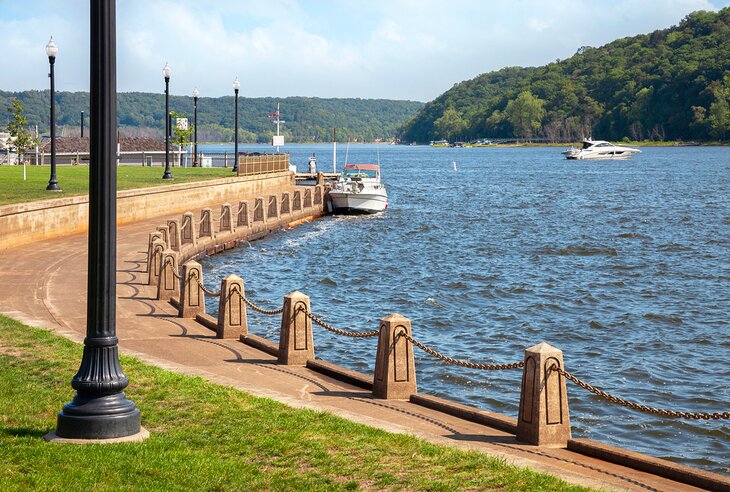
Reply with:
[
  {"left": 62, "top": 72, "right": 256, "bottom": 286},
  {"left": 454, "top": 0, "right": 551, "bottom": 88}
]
[
  {"left": 563, "top": 138, "right": 641, "bottom": 160},
  {"left": 328, "top": 164, "right": 388, "bottom": 214}
]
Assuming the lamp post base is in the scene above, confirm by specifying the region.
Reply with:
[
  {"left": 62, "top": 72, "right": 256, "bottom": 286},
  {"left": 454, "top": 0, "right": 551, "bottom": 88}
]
[
  {"left": 46, "top": 182, "right": 61, "bottom": 191},
  {"left": 162, "top": 171, "right": 172, "bottom": 180},
  {"left": 55, "top": 392, "right": 141, "bottom": 439}
]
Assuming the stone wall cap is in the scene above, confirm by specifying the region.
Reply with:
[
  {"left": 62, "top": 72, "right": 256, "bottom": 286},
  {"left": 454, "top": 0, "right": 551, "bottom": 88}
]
[
  {"left": 381, "top": 313, "right": 409, "bottom": 322},
  {"left": 526, "top": 342, "right": 561, "bottom": 354}
]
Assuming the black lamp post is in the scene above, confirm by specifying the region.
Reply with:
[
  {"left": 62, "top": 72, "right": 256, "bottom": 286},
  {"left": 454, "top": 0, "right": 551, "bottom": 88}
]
[
  {"left": 80, "top": 110, "right": 84, "bottom": 138},
  {"left": 192, "top": 88, "right": 199, "bottom": 167},
  {"left": 54, "top": 0, "right": 142, "bottom": 440},
  {"left": 232, "top": 77, "right": 240, "bottom": 173},
  {"left": 162, "top": 62, "right": 172, "bottom": 179},
  {"left": 46, "top": 37, "right": 60, "bottom": 191}
]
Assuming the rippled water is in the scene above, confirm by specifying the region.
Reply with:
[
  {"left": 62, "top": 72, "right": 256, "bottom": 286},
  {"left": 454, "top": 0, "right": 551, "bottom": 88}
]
[{"left": 200, "top": 143, "right": 730, "bottom": 475}]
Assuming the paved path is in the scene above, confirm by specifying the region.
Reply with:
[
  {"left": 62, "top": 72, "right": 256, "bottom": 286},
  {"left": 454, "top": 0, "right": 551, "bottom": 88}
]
[{"left": 0, "top": 214, "right": 717, "bottom": 492}]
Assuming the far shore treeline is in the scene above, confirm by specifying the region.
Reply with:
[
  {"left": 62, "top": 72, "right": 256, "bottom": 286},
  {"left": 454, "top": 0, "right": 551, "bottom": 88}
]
[
  {"left": 398, "top": 8, "right": 730, "bottom": 144},
  {"left": 0, "top": 92, "right": 424, "bottom": 144}
]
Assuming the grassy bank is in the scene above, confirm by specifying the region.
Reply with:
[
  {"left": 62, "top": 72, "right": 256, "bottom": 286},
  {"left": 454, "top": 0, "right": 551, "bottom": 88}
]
[
  {"left": 0, "top": 314, "right": 590, "bottom": 491},
  {"left": 0, "top": 166, "right": 233, "bottom": 207}
]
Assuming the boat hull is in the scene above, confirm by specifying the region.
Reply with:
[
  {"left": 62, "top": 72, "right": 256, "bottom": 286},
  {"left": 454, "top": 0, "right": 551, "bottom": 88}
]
[{"left": 329, "top": 191, "right": 388, "bottom": 214}]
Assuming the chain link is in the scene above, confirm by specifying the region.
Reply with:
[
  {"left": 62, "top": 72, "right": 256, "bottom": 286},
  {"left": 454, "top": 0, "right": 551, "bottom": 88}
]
[
  {"left": 555, "top": 367, "right": 730, "bottom": 420},
  {"left": 188, "top": 271, "right": 221, "bottom": 297},
  {"left": 163, "top": 258, "right": 182, "bottom": 279},
  {"left": 399, "top": 332, "right": 524, "bottom": 370},
  {"left": 296, "top": 306, "right": 379, "bottom": 338},
  {"left": 231, "top": 288, "right": 284, "bottom": 315}
]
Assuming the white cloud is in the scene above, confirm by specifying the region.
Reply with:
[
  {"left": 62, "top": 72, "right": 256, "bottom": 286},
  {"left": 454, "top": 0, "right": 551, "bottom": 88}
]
[{"left": 0, "top": 0, "right": 726, "bottom": 101}]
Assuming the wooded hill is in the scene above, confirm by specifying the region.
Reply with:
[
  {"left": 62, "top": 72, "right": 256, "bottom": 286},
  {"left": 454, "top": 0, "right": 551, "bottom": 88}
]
[
  {"left": 0, "top": 91, "right": 423, "bottom": 143},
  {"left": 398, "top": 8, "right": 730, "bottom": 143}
]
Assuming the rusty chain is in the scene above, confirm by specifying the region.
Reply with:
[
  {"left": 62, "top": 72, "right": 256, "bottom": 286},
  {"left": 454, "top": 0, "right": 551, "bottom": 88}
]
[
  {"left": 231, "top": 288, "right": 284, "bottom": 315},
  {"left": 296, "top": 306, "right": 379, "bottom": 338},
  {"left": 163, "top": 258, "right": 182, "bottom": 279},
  {"left": 554, "top": 367, "right": 730, "bottom": 420},
  {"left": 398, "top": 332, "right": 524, "bottom": 370},
  {"left": 188, "top": 271, "right": 221, "bottom": 297}
]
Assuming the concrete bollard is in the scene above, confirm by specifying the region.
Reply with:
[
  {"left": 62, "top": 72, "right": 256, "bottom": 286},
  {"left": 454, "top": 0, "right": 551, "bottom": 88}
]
[
  {"left": 516, "top": 342, "right": 571, "bottom": 447},
  {"left": 179, "top": 261, "right": 205, "bottom": 318},
  {"left": 216, "top": 274, "right": 247, "bottom": 339},
  {"left": 157, "top": 224, "right": 170, "bottom": 248},
  {"left": 219, "top": 203, "right": 234, "bottom": 234},
  {"left": 156, "top": 250, "right": 180, "bottom": 301},
  {"left": 253, "top": 198, "right": 265, "bottom": 223},
  {"left": 278, "top": 291, "right": 314, "bottom": 365},
  {"left": 314, "top": 185, "right": 322, "bottom": 205},
  {"left": 167, "top": 218, "right": 181, "bottom": 252},
  {"left": 147, "top": 239, "right": 166, "bottom": 287},
  {"left": 237, "top": 201, "right": 249, "bottom": 228},
  {"left": 304, "top": 188, "right": 312, "bottom": 208},
  {"left": 146, "top": 231, "right": 163, "bottom": 272},
  {"left": 267, "top": 195, "right": 279, "bottom": 222},
  {"left": 373, "top": 314, "right": 417, "bottom": 399},
  {"left": 281, "top": 192, "right": 290, "bottom": 216},
  {"left": 180, "top": 212, "right": 197, "bottom": 248},
  {"left": 292, "top": 190, "right": 302, "bottom": 212},
  {"left": 199, "top": 208, "right": 214, "bottom": 240}
]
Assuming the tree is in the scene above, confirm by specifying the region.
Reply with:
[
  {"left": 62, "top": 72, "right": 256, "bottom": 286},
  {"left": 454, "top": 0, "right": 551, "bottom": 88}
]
[
  {"left": 170, "top": 111, "right": 193, "bottom": 166},
  {"left": 503, "top": 91, "right": 546, "bottom": 141},
  {"left": 707, "top": 74, "right": 730, "bottom": 140},
  {"left": 6, "top": 99, "right": 38, "bottom": 164},
  {"left": 433, "top": 107, "right": 466, "bottom": 142}
]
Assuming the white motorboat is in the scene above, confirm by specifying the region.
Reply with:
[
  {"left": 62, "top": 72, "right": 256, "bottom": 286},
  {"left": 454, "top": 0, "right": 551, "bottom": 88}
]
[
  {"left": 328, "top": 163, "right": 388, "bottom": 214},
  {"left": 563, "top": 138, "right": 641, "bottom": 160}
]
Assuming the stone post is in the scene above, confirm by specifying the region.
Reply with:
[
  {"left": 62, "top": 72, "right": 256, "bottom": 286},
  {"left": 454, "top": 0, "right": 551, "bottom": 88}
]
[
  {"left": 156, "top": 224, "right": 170, "bottom": 248},
  {"left": 267, "top": 195, "right": 279, "bottom": 222},
  {"left": 167, "top": 218, "right": 181, "bottom": 252},
  {"left": 293, "top": 190, "right": 301, "bottom": 212},
  {"left": 280, "top": 192, "right": 290, "bottom": 216},
  {"left": 216, "top": 274, "right": 247, "bottom": 339},
  {"left": 516, "top": 342, "right": 571, "bottom": 447},
  {"left": 278, "top": 291, "right": 314, "bottom": 365},
  {"left": 146, "top": 231, "right": 162, "bottom": 272},
  {"left": 304, "top": 188, "right": 312, "bottom": 208},
  {"left": 253, "top": 197, "right": 264, "bottom": 223},
  {"left": 180, "top": 212, "right": 197, "bottom": 248},
  {"left": 199, "top": 208, "right": 214, "bottom": 240},
  {"left": 156, "top": 250, "right": 180, "bottom": 301},
  {"left": 147, "top": 239, "right": 166, "bottom": 286},
  {"left": 237, "top": 201, "right": 249, "bottom": 228},
  {"left": 316, "top": 172, "right": 325, "bottom": 186},
  {"left": 373, "top": 314, "right": 417, "bottom": 399},
  {"left": 314, "top": 185, "right": 322, "bottom": 206},
  {"left": 219, "top": 203, "right": 234, "bottom": 234},
  {"left": 179, "top": 261, "right": 205, "bottom": 318}
]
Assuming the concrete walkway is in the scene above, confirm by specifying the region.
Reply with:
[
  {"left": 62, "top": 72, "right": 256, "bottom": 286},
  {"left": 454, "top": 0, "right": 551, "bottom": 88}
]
[{"left": 0, "top": 214, "right": 722, "bottom": 492}]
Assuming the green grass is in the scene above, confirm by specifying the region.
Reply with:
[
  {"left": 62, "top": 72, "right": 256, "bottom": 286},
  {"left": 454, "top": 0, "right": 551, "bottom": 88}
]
[
  {"left": 0, "top": 166, "right": 234, "bottom": 206},
  {"left": 0, "top": 314, "right": 592, "bottom": 491}
]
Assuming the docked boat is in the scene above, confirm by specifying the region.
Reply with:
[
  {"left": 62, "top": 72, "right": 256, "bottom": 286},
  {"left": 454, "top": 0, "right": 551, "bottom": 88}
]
[
  {"left": 563, "top": 138, "right": 640, "bottom": 160},
  {"left": 328, "top": 163, "right": 388, "bottom": 214}
]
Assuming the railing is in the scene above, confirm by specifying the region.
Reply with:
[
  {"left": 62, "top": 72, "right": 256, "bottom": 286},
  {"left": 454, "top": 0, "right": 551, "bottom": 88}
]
[{"left": 143, "top": 195, "right": 729, "bottom": 453}]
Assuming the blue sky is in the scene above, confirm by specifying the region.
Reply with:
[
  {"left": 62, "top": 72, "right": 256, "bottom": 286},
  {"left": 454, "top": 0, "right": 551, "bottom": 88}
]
[{"left": 2, "top": 0, "right": 729, "bottom": 102}]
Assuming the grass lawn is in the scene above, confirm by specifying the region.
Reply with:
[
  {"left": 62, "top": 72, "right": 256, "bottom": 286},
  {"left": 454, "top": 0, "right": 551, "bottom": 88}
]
[
  {"left": 0, "top": 314, "right": 592, "bottom": 491},
  {"left": 0, "top": 165, "right": 234, "bottom": 207}
]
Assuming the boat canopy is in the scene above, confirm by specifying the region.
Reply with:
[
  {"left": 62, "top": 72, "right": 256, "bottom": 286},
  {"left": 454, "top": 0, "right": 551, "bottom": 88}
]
[{"left": 342, "top": 163, "right": 380, "bottom": 178}]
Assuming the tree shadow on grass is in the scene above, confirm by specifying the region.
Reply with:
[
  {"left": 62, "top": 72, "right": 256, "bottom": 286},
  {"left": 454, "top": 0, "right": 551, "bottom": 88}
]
[{"left": 1, "top": 427, "right": 48, "bottom": 439}]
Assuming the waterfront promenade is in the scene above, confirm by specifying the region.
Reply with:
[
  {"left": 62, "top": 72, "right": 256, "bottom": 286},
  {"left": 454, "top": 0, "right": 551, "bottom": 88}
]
[{"left": 1, "top": 202, "right": 726, "bottom": 491}]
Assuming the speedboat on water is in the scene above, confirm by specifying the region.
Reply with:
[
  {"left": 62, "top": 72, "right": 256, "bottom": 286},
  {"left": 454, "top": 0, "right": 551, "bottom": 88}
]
[
  {"left": 563, "top": 138, "right": 641, "bottom": 160},
  {"left": 328, "top": 163, "right": 388, "bottom": 214}
]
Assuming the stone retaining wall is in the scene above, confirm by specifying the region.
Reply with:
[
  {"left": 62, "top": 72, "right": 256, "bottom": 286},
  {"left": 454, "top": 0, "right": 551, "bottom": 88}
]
[{"left": 0, "top": 172, "right": 294, "bottom": 251}]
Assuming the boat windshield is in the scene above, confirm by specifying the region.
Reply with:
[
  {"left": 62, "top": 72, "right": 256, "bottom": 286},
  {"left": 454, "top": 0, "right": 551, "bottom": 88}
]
[{"left": 343, "top": 168, "right": 377, "bottom": 178}]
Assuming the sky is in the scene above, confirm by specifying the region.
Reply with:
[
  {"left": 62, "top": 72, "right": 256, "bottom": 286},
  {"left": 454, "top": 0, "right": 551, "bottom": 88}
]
[{"left": 2, "top": 0, "right": 729, "bottom": 102}]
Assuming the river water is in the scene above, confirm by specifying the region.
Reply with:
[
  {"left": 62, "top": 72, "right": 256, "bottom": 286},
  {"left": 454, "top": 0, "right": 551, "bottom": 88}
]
[{"left": 199, "top": 143, "right": 730, "bottom": 475}]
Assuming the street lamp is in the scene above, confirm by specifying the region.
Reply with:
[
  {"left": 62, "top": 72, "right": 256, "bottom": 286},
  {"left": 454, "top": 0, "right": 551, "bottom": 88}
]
[
  {"left": 162, "top": 62, "right": 172, "bottom": 179},
  {"left": 53, "top": 0, "right": 142, "bottom": 440},
  {"left": 232, "top": 77, "right": 240, "bottom": 173},
  {"left": 46, "top": 36, "right": 60, "bottom": 191},
  {"left": 192, "top": 87, "right": 199, "bottom": 167}
]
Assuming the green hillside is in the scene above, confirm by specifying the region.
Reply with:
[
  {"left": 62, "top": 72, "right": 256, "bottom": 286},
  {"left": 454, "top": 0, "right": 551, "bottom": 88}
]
[
  {"left": 0, "top": 91, "right": 423, "bottom": 143},
  {"left": 399, "top": 8, "right": 730, "bottom": 143}
]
